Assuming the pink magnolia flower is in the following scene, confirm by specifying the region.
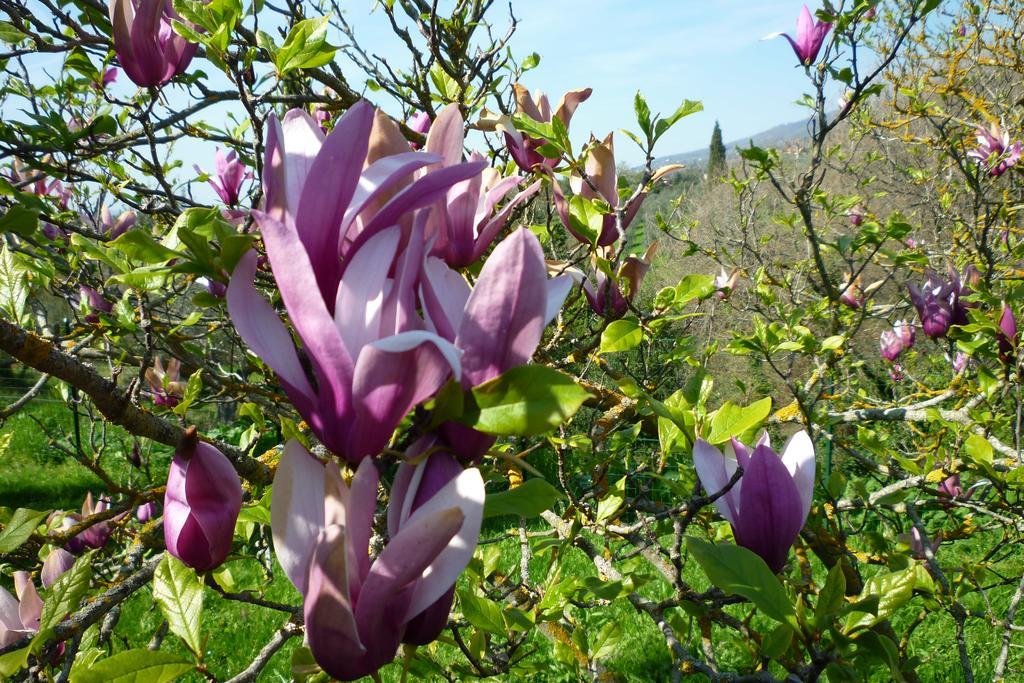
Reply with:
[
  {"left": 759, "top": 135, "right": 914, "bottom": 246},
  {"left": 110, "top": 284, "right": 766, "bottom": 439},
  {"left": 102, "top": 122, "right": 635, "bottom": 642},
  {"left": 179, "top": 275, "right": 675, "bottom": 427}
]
[
  {"left": 693, "top": 432, "right": 816, "bottom": 573},
  {"left": 0, "top": 573, "right": 43, "bottom": 647},
  {"left": 419, "top": 227, "right": 573, "bottom": 461},
  {"left": 108, "top": 0, "right": 198, "bottom": 87},
  {"left": 63, "top": 492, "right": 115, "bottom": 553},
  {"left": 228, "top": 102, "right": 484, "bottom": 462},
  {"left": 195, "top": 148, "right": 250, "bottom": 207},
  {"left": 271, "top": 442, "right": 484, "bottom": 680},
  {"left": 880, "top": 328, "right": 902, "bottom": 361},
  {"left": 582, "top": 245, "right": 657, "bottom": 320},
  {"left": 144, "top": 356, "right": 185, "bottom": 407},
  {"left": 967, "top": 123, "right": 1022, "bottom": 177},
  {"left": 41, "top": 548, "right": 75, "bottom": 588},
  {"left": 839, "top": 273, "right": 865, "bottom": 309},
  {"left": 421, "top": 105, "right": 541, "bottom": 268},
  {"left": 100, "top": 204, "right": 137, "bottom": 238},
  {"left": 765, "top": 5, "right": 833, "bottom": 66},
  {"left": 79, "top": 285, "right": 113, "bottom": 324},
  {"left": 495, "top": 84, "right": 592, "bottom": 172},
  {"left": 164, "top": 435, "right": 242, "bottom": 572},
  {"left": 714, "top": 267, "right": 741, "bottom": 301},
  {"left": 997, "top": 301, "right": 1018, "bottom": 365}
]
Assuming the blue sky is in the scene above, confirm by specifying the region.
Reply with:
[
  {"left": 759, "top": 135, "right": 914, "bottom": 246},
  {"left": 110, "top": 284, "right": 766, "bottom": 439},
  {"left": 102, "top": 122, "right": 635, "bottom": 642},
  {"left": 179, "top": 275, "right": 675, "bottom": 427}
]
[
  {"left": 340, "top": 0, "right": 822, "bottom": 165},
  {"left": 7, "top": 1, "right": 825, "bottom": 188}
]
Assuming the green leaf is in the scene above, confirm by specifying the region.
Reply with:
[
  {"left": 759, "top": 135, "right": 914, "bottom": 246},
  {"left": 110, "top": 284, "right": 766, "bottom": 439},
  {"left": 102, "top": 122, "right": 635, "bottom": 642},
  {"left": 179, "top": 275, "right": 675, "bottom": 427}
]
[
  {"left": 459, "top": 366, "right": 591, "bottom": 436},
  {"left": 0, "top": 646, "right": 29, "bottom": 677},
  {"left": 706, "top": 397, "right": 772, "bottom": 444},
  {"left": 458, "top": 589, "right": 505, "bottom": 634},
  {"left": 0, "top": 242, "right": 28, "bottom": 326},
  {"left": 152, "top": 554, "right": 204, "bottom": 656},
  {"left": 0, "top": 21, "right": 28, "bottom": 45},
  {"left": 844, "top": 567, "right": 916, "bottom": 633},
  {"left": 686, "top": 538, "right": 798, "bottom": 630},
  {"left": 484, "top": 478, "right": 564, "bottom": 519},
  {"left": 276, "top": 16, "right": 337, "bottom": 74},
  {"left": 172, "top": 370, "right": 203, "bottom": 416},
  {"left": 599, "top": 318, "right": 643, "bottom": 354},
  {"left": 0, "top": 204, "right": 39, "bottom": 237},
  {"left": 596, "top": 476, "right": 627, "bottom": 523},
  {"left": 521, "top": 52, "right": 540, "bottom": 70},
  {"left": 591, "top": 620, "right": 624, "bottom": 660},
  {"left": 814, "top": 562, "right": 847, "bottom": 629},
  {"left": 963, "top": 433, "right": 993, "bottom": 467},
  {"left": 674, "top": 274, "right": 716, "bottom": 305},
  {"left": 109, "top": 230, "right": 182, "bottom": 264},
  {"left": 72, "top": 649, "right": 194, "bottom": 683},
  {"left": 39, "top": 552, "right": 93, "bottom": 631},
  {"left": 0, "top": 507, "right": 48, "bottom": 552}
]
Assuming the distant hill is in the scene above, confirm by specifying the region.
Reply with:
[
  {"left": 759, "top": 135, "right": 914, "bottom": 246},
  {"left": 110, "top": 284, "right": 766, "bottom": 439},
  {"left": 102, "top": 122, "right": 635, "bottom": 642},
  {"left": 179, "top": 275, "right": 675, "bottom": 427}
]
[{"left": 650, "top": 117, "right": 812, "bottom": 168}]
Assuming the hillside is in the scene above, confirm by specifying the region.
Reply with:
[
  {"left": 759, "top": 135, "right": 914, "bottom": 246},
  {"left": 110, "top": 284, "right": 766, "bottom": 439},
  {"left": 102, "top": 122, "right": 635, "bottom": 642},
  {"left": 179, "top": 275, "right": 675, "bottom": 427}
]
[{"left": 651, "top": 116, "right": 811, "bottom": 168}]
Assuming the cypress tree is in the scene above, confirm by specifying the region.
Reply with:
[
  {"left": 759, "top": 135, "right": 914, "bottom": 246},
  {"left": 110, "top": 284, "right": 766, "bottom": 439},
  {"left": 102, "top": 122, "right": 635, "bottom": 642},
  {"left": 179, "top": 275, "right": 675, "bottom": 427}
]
[{"left": 707, "top": 120, "right": 726, "bottom": 176}]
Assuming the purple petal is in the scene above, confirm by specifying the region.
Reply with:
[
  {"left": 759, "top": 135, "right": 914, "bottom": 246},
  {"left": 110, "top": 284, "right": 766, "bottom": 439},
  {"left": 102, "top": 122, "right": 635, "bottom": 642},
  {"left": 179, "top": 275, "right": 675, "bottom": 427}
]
[
  {"left": 455, "top": 228, "right": 547, "bottom": 386},
  {"left": 692, "top": 439, "right": 740, "bottom": 525},
  {"left": 304, "top": 526, "right": 368, "bottom": 680},
  {"left": 348, "top": 332, "right": 462, "bottom": 459},
  {"left": 402, "top": 465, "right": 484, "bottom": 621},
  {"left": 295, "top": 102, "right": 375, "bottom": 305},
  {"left": 270, "top": 440, "right": 326, "bottom": 596},
  {"left": 425, "top": 104, "right": 465, "bottom": 167},
  {"left": 779, "top": 430, "right": 815, "bottom": 523},
  {"left": 733, "top": 445, "right": 805, "bottom": 573},
  {"left": 227, "top": 250, "right": 316, "bottom": 411}
]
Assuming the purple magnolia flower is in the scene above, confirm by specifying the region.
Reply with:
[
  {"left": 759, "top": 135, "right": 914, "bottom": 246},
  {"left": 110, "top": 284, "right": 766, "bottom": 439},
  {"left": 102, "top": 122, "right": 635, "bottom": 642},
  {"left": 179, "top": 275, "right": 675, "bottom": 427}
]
[
  {"left": 582, "top": 245, "right": 656, "bottom": 320},
  {"left": 551, "top": 133, "right": 642, "bottom": 247},
  {"left": 880, "top": 328, "right": 902, "bottom": 361},
  {"left": 967, "top": 123, "right": 1023, "bottom": 177},
  {"left": 421, "top": 105, "right": 541, "bottom": 268},
  {"left": 144, "top": 356, "right": 185, "bottom": 407},
  {"left": 839, "top": 273, "right": 865, "bottom": 309},
  {"left": 388, "top": 438, "right": 479, "bottom": 645},
  {"left": 848, "top": 205, "right": 866, "bottom": 226},
  {"left": 895, "top": 319, "right": 916, "bottom": 350},
  {"left": 108, "top": 0, "right": 198, "bottom": 87},
  {"left": 765, "top": 5, "right": 833, "bottom": 66},
  {"left": 270, "top": 441, "right": 484, "bottom": 681},
  {"left": 937, "top": 474, "right": 964, "bottom": 501},
  {"left": 888, "top": 362, "right": 905, "bottom": 382},
  {"left": 714, "top": 267, "right": 741, "bottom": 301},
  {"left": 997, "top": 302, "right": 1017, "bottom": 365},
  {"left": 495, "top": 84, "right": 592, "bottom": 172},
  {"left": 100, "top": 204, "right": 137, "bottom": 238},
  {"left": 164, "top": 435, "right": 243, "bottom": 572},
  {"left": 408, "top": 111, "right": 432, "bottom": 149},
  {"left": 0, "top": 573, "right": 42, "bottom": 647},
  {"left": 953, "top": 351, "right": 970, "bottom": 374},
  {"left": 420, "top": 227, "right": 573, "bottom": 461},
  {"left": 195, "top": 148, "right": 250, "bottom": 207},
  {"left": 79, "top": 286, "right": 113, "bottom": 324},
  {"left": 228, "top": 102, "right": 485, "bottom": 462},
  {"left": 901, "top": 526, "right": 941, "bottom": 560},
  {"left": 136, "top": 501, "right": 158, "bottom": 523},
  {"left": 908, "top": 270, "right": 957, "bottom": 338},
  {"left": 63, "top": 493, "right": 114, "bottom": 553},
  {"left": 101, "top": 67, "right": 119, "bottom": 88},
  {"left": 313, "top": 105, "right": 332, "bottom": 132},
  {"left": 41, "top": 548, "right": 75, "bottom": 588},
  {"left": 693, "top": 431, "right": 815, "bottom": 573}
]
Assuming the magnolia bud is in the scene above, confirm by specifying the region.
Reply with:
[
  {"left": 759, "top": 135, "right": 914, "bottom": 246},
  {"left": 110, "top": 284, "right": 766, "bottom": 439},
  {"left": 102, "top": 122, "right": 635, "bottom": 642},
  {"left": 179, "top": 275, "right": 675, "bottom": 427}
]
[{"left": 164, "top": 430, "right": 242, "bottom": 572}]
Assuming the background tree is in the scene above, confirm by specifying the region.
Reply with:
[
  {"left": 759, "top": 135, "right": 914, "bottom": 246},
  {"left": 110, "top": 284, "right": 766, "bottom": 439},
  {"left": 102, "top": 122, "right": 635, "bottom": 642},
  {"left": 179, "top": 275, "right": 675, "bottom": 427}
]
[{"left": 707, "top": 119, "right": 727, "bottom": 176}]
